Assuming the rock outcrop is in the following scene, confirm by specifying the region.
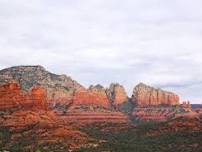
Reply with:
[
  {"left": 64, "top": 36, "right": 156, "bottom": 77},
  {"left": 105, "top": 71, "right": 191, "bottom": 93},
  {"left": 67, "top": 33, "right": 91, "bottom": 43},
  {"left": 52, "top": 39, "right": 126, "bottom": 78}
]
[
  {"left": 27, "top": 86, "right": 48, "bottom": 110},
  {"left": 0, "top": 110, "right": 90, "bottom": 150},
  {"left": 73, "top": 85, "right": 110, "bottom": 108},
  {"left": 0, "top": 81, "right": 47, "bottom": 110},
  {"left": 132, "top": 83, "right": 179, "bottom": 106},
  {"left": 147, "top": 116, "right": 202, "bottom": 136},
  {"left": 106, "top": 83, "right": 128, "bottom": 109},
  {"left": 132, "top": 107, "right": 185, "bottom": 122},
  {"left": 0, "top": 80, "right": 22, "bottom": 110},
  {"left": 0, "top": 66, "right": 84, "bottom": 105},
  {"left": 0, "top": 66, "right": 182, "bottom": 111}
]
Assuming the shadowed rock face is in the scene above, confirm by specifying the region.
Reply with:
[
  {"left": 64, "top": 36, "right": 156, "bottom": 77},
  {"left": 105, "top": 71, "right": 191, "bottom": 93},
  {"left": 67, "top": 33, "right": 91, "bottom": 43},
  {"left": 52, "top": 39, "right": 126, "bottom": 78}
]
[
  {"left": 132, "top": 83, "right": 179, "bottom": 106},
  {"left": 0, "top": 66, "right": 84, "bottom": 103},
  {"left": 106, "top": 83, "right": 128, "bottom": 109}
]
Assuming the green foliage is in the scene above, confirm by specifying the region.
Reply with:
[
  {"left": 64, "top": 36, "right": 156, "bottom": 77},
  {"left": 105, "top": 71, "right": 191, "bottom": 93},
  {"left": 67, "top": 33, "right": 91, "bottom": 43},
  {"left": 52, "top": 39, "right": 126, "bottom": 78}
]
[
  {"left": 75, "top": 122, "right": 202, "bottom": 152},
  {"left": 35, "top": 149, "right": 41, "bottom": 152},
  {"left": 119, "top": 101, "right": 134, "bottom": 113},
  {"left": 35, "top": 145, "right": 70, "bottom": 152},
  {"left": 1, "top": 121, "right": 202, "bottom": 152},
  {"left": 0, "top": 126, "right": 10, "bottom": 148}
]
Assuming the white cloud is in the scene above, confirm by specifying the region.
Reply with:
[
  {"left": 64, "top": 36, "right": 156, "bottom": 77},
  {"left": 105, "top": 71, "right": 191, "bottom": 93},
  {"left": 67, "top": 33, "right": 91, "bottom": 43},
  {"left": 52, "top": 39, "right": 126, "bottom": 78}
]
[{"left": 0, "top": 0, "right": 202, "bottom": 103}]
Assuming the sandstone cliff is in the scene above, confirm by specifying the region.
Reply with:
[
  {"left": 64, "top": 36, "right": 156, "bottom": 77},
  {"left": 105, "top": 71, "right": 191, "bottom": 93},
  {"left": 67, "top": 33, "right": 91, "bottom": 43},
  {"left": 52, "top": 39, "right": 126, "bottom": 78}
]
[
  {"left": 106, "top": 83, "right": 128, "bottom": 109},
  {"left": 0, "top": 66, "right": 181, "bottom": 110},
  {"left": 0, "top": 81, "right": 47, "bottom": 110},
  {"left": 73, "top": 84, "right": 110, "bottom": 108},
  {"left": 132, "top": 83, "right": 179, "bottom": 106},
  {"left": 0, "top": 80, "right": 22, "bottom": 110},
  {"left": 0, "top": 66, "right": 84, "bottom": 106}
]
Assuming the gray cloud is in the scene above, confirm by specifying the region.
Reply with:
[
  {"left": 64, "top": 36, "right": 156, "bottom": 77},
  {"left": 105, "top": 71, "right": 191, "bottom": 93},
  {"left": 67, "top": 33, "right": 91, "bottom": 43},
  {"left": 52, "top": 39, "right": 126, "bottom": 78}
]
[{"left": 0, "top": 0, "right": 202, "bottom": 103}]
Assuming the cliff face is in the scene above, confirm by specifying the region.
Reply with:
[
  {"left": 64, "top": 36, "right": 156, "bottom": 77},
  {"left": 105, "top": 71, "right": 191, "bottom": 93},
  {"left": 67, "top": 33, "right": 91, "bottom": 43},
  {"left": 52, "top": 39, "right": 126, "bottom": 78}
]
[
  {"left": 0, "top": 66, "right": 84, "bottom": 106},
  {"left": 0, "top": 66, "right": 181, "bottom": 110},
  {"left": 132, "top": 83, "right": 179, "bottom": 106},
  {"left": 27, "top": 86, "right": 48, "bottom": 110},
  {"left": 72, "top": 84, "right": 129, "bottom": 110},
  {"left": 0, "top": 80, "right": 22, "bottom": 110},
  {"left": 73, "top": 85, "right": 110, "bottom": 108},
  {"left": 106, "top": 83, "right": 128, "bottom": 109},
  {"left": 0, "top": 81, "right": 47, "bottom": 110}
]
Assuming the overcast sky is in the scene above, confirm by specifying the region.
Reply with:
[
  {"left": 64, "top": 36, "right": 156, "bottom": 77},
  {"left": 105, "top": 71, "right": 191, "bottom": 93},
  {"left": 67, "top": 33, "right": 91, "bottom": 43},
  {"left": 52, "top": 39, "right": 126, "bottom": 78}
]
[{"left": 0, "top": 0, "right": 202, "bottom": 103}]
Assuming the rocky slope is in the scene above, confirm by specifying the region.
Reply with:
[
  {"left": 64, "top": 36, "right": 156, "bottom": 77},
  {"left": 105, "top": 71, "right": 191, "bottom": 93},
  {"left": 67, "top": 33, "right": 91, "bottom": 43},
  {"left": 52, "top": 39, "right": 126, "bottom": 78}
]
[
  {"left": 0, "top": 81, "right": 130, "bottom": 151},
  {"left": 0, "top": 66, "right": 181, "bottom": 110},
  {"left": 146, "top": 116, "right": 202, "bottom": 136},
  {"left": 1, "top": 65, "right": 202, "bottom": 152},
  {"left": 0, "top": 66, "right": 84, "bottom": 107},
  {"left": 132, "top": 83, "right": 179, "bottom": 106},
  {"left": 0, "top": 82, "right": 93, "bottom": 151},
  {"left": 0, "top": 110, "right": 91, "bottom": 151},
  {"left": 132, "top": 106, "right": 187, "bottom": 122}
]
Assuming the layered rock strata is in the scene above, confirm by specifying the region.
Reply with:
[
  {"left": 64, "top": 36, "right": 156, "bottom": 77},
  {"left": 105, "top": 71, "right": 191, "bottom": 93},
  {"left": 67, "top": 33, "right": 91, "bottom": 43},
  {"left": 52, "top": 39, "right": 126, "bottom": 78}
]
[
  {"left": 0, "top": 66, "right": 84, "bottom": 106},
  {"left": 132, "top": 83, "right": 179, "bottom": 106},
  {"left": 0, "top": 81, "right": 47, "bottom": 110}
]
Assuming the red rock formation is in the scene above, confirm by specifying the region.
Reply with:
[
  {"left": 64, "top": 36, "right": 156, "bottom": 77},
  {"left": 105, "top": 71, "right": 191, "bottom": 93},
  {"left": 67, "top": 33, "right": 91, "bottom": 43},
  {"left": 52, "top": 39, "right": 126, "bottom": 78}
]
[
  {"left": 28, "top": 86, "right": 48, "bottom": 110},
  {"left": 132, "top": 83, "right": 179, "bottom": 106},
  {"left": 0, "top": 110, "right": 90, "bottom": 150},
  {"left": 73, "top": 90, "right": 109, "bottom": 108},
  {"left": 132, "top": 107, "right": 180, "bottom": 122},
  {"left": 147, "top": 116, "right": 202, "bottom": 136},
  {"left": 61, "top": 111, "right": 129, "bottom": 124},
  {"left": 0, "top": 81, "right": 23, "bottom": 110},
  {"left": 0, "top": 81, "right": 47, "bottom": 110},
  {"left": 181, "top": 101, "right": 191, "bottom": 109},
  {"left": 106, "top": 83, "right": 128, "bottom": 109}
]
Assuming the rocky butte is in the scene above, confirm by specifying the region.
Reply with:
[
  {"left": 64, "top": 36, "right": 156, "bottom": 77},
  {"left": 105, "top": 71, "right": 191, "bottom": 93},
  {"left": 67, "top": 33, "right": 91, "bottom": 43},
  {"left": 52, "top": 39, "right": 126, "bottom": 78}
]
[
  {"left": 0, "top": 66, "right": 130, "bottom": 111},
  {"left": 0, "top": 66, "right": 181, "bottom": 111},
  {"left": 132, "top": 82, "right": 179, "bottom": 106},
  {"left": 106, "top": 83, "right": 128, "bottom": 110},
  {"left": 0, "top": 65, "right": 84, "bottom": 108},
  {"left": 72, "top": 84, "right": 110, "bottom": 109}
]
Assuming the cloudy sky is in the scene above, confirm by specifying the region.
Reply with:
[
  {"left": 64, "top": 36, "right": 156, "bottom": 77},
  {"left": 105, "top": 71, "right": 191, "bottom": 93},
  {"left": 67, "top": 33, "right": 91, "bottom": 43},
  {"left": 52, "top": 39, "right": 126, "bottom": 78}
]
[{"left": 0, "top": 0, "right": 202, "bottom": 103}]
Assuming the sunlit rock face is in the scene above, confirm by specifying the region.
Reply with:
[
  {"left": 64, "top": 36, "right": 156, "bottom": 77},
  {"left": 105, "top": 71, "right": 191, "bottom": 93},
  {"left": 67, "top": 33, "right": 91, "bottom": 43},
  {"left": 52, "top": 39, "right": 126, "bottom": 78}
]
[
  {"left": 0, "top": 65, "right": 85, "bottom": 108},
  {"left": 0, "top": 81, "right": 47, "bottom": 110},
  {"left": 132, "top": 83, "right": 179, "bottom": 106},
  {"left": 106, "top": 83, "right": 128, "bottom": 109},
  {"left": 27, "top": 86, "right": 48, "bottom": 110},
  {"left": 0, "top": 80, "right": 22, "bottom": 110},
  {"left": 73, "top": 84, "right": 110, "bottom": 109}
]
